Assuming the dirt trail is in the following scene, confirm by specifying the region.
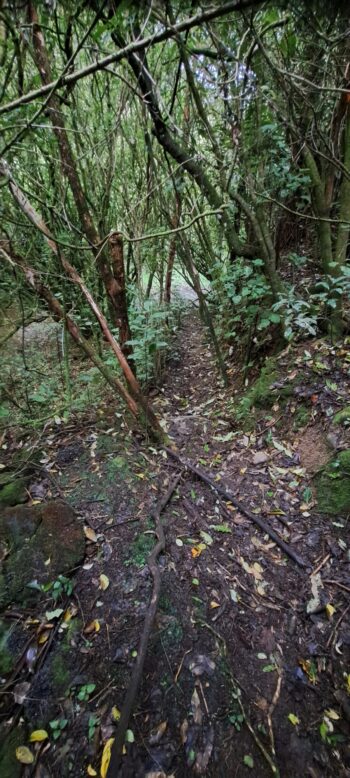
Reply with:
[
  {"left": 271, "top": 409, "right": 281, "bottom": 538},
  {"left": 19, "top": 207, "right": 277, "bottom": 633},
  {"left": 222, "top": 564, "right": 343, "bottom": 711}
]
[{"left": 0, "top": 311, "right": 349, "bottom": 778}]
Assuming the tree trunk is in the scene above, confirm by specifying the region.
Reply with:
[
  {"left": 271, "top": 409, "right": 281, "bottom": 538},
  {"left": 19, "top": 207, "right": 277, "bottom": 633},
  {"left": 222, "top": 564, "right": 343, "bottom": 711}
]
[
  {"left": 1, "top": 163, "right": 165, "bottom": 442},
  {"left": 303, "top": 147, "right": 333, "bottom": 273},
  {"left": 164, "top": 195, "right": 181, "bottom": 305},
  {"left": 28, "top": 2, "right": 133, "bottom": 354},
  {"left": 0, "top": 243, "right": 139, "bottom": 418},
  {"left": 108, "top": 233, "right": 132, "bottom": 357}
]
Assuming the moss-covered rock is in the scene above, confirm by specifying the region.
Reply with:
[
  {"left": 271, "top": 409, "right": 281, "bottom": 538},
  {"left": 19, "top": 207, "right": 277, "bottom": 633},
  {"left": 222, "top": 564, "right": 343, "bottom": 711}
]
[
  {"left": 0, "top": 501, "right": 85, "bottom": 608},
  {"left": 314, "top": 449, "right": 350, "bottom": 514},
  {"left": 333, "top": 406, "right": 350, "bottom": 425},
  {"left": 0, "top": 479, "right": 28, "bottom": 507}
]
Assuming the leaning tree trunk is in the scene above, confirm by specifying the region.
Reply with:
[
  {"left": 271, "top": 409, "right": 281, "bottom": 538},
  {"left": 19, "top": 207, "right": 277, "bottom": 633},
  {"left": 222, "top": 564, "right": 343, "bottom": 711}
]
[
  {"left": 27, "top": 2, "right": 133, "bottom": 359},
  {"left": 0, "top": 161, "right": 165, "bottom": 442}
]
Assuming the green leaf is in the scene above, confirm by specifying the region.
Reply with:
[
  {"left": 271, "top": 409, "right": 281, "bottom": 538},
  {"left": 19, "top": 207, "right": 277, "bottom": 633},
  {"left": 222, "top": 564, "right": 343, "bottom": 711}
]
[
  {"left": 45, "top": 608, "right": 64, "bottom": 621},
  {"left": 288, "top": 713, "right": 300, "bottom": 726},
  {"left": 209, "top": 523, "right": 231, "bottom": 533},
  {"left": 243, "top": 755, "right": 254, "bottom": 768},
  {"left": 199, "top": 530, "right": 213, "bottom": 545}
]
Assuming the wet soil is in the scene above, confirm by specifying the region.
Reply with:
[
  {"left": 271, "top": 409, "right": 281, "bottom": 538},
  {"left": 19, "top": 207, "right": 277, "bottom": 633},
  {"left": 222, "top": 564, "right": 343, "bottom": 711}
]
[{"left": 0, "top": 312, "right": 350, "bottom": 778}]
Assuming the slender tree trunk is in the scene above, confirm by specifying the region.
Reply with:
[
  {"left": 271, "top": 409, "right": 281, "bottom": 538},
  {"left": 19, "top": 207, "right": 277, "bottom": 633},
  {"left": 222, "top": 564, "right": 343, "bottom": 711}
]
[
  {"left": 112, "top": 29, "right": 255, "bottom": 259},
  {"left": 164, "top": 195, "right": 181, "bottom": 305},
  {"left": 1, "top": 163, "right": 165, "bottom": 441},
  {"left": 335, "top": 104, "right": 350, "bottom": 269},
  {"left": 303, "top": 147, "right": 333, "bottom": 273},
  {"left": 0, "top": 243, "right": 139, "bottom": 418},
  {"left": 108, "top": 233, "right": 132, "bottom": 357},
  {"left": 27, "top": 2, "right": 133, "bottom": 355}
]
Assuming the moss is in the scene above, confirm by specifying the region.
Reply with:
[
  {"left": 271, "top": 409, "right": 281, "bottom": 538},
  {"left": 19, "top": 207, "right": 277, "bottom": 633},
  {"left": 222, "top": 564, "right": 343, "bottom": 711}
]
[
  {"left": 333, "top": 406, "right": 350, "bottom": 425},
  {"left": 51, "top": 651, "right": 71, "bottom": 694},
  {"left": 0, "top": 622, "right": 14, "bottom": 676},
  {"left": 314, "top": 449, "right": 350, "bottom": 514},
  {"left": 235, "top": 359, "right": 277, "bottom": 426},
  {"left": 0, "top": 479, "right": 28, "bottom": 507},
  {"left": 0, "top": 726, "right": 25, "bottom": 778},
  {"left": 127, "top": 530, "right": 154, "bottom": 567},
  {"left": 293, "top": 404, "right": 310, "bottom": 430}
]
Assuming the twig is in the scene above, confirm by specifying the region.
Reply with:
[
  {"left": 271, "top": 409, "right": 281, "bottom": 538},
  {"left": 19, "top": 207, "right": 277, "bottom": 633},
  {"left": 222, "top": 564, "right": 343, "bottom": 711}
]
[
  {"left": 324, "top": 579, "right": 350, "bottom": 594},
  {"left": 326, "top": 604, "right": 350, "bottom": 649},
  {"left": 310, "top": 553, "right": 331, "bottom": 577},
  {"left": 106, "top": 471, "right": 183, "bottom": 777},
  {"left": 237, "top": 694, "right": 280, "bottom": 777},
  {"left": 165, "top": 448, "right": 308, "bottom": 569},
  {"left": 267, "top": 672, "right": 282, "bottom": 766}
]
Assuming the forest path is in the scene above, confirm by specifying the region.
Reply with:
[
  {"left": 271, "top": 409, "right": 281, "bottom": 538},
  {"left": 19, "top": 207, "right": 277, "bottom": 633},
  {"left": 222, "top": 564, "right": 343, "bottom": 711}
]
[{"left": 1, "top": 310, "right": 349, "bottom": 778}]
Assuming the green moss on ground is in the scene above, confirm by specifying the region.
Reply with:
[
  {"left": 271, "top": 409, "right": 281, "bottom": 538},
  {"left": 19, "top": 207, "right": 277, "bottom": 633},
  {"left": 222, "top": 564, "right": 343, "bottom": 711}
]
[
  {"left": 0, "top": 726, "right": 25, "bottom": 778},
  {"left": 0, "top": 479, "right": 28, "bottom": 507},
  {"left": 314, "top": 449, "right": 350, "bottom": 514},
  {"left": 333, "top": 406, "right": 350, "bottom": 425},
  {"left": 293, "top": 404, "right": 310, "bottom": 430},
  {"left": 235, "top": 359, "right": 277, "bottom": 427},
  {"left": 0, "top": 622, "right": 14, "bottom": 676}
]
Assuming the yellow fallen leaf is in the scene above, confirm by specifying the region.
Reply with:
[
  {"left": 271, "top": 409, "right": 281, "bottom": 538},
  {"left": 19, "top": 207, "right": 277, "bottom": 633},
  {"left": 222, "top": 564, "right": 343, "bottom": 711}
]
[
  {"left": 84, "top": 526, "right": 97, "bottom": 542},
  {"left": 84, "top": 619, "right": 100, "bottom": 634},
  {"left": 38, "top": 629, "right": 51, "bottom": 645},
  {"left": 210, "top": 601, "right": 220, "bottom": 609},
  {"left": 29, "top": 729, "right": 49, "bottom": 742},
  {"left": 100, "top": 738, "right": 114, "bottom": 778},
  {"left": 99, "top": 574, "right": 109, "bottom": 591},
  {"left": 111, "top": 706, "right": 121, "bottom": 722},
  {"left": 326, "top": 603, "right": 335, "bottom": 619},
  {"left": 87, "top": 765, "right": 97, "bottom": 776},
  {"left": 63, "top": 603, "right": 78, "bottom": 622},
  {"left": 324, "top": 708, "right": 340, "bottom": 720},
  {"left": 16, "top": 746, "right": 34, "bottom": 764}
]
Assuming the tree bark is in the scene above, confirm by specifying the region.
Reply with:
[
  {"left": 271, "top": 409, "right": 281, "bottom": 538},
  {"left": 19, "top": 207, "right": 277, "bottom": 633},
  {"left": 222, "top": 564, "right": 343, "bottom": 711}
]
[
  {"left": 27, "top": 2, "right": 133, "bottom": 355},
  {"left": 108, "top": 233, "right": 132, "bottom": 356},
  {"left": 1, "top": 162, "right": 165, "bottom": 441}
]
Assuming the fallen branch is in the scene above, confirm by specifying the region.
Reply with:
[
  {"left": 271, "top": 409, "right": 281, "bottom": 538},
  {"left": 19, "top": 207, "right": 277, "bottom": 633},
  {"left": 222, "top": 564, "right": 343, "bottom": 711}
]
[
  {"left": 165, "top": 448, "right": 308, "bottom": 569},
  {"left": 106, "top": 472, "right": 183, "bottom": 777}
]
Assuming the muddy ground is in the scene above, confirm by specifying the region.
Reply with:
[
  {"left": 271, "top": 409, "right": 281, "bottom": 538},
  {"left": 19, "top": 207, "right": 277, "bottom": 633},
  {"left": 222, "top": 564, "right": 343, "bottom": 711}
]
[{"left": 0, "top": 312, "right": 350, "bottom": 777}]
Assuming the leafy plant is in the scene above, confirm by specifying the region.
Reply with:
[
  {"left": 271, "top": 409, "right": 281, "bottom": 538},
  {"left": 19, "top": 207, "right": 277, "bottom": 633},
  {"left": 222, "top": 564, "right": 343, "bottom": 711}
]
[
  {"left": 49, "top": 717, "right": 68, "bottom": 740},
  {"left": 77, "top": 683, "right": 96, "bottom": 702}
]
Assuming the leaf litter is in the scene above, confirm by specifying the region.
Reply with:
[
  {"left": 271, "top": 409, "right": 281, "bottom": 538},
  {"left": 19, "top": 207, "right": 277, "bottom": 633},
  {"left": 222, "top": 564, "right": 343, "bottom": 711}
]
[{"left": 0, "top": 313, "right": 349, "bottom": 777}]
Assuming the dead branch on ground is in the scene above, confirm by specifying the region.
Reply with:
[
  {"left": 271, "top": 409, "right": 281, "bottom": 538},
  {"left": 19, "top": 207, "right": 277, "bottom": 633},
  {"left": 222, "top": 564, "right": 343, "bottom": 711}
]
[
  {"left": 165, "top": 448, "right": 308, "bottom": 569},
  {"left": 107, "top": 471, "right": 183, "bottom": 776}
]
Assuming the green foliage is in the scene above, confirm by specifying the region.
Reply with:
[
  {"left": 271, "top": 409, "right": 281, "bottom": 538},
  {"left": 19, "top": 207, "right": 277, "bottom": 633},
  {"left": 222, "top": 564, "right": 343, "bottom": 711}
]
[
  {"left": 49, "top": 717, "right": 68, "bottom": 741},
  {"left": 120, "top": 295, "right": 183, "bottom": 384},
  {"left": 209, "top": 258, "right": 276, "bottom": 342}
]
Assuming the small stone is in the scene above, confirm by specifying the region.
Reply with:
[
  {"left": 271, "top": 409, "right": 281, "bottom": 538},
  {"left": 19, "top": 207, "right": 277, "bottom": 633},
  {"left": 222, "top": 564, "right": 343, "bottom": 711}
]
[{"left": 252, "top": 451, "right": 269, "bottom": 465}]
